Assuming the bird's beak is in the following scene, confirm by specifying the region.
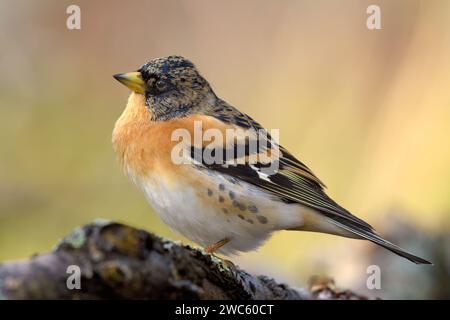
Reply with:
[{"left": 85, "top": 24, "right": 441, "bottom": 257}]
[{"left": 113, "top": 72, "right": 145, "bottom": 94}]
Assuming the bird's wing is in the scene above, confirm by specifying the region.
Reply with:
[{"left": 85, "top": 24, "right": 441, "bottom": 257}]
[
  {"left": 186, "top": 108, "right": 432, "bottom": 264},
  {"left": 195, "top": 103, "right": 375, "bottom": 232}
]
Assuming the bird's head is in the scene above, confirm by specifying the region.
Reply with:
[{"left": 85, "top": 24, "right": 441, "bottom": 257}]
[{"left": 114, "top": 56, "right": 216, "bottom": 121}]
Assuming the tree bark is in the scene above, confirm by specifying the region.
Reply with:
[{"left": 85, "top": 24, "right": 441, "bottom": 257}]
[{"left": 0, "top": 221, "right": 368, "bottom": 299}]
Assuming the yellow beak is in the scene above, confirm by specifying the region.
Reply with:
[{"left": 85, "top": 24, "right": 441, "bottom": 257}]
[{"left": 113, "top": 72, "right": 145, "bottom": 94}]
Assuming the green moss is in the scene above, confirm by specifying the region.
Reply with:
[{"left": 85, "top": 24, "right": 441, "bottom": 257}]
[
  {"left": 162, "top": 241, "right": 175, "bottom": 251},
  {"left": 161, "top": 238, "right": 182, "bottom": 250},
  {"left": 194, "top": 248, "right": 231, "bottom": 274},
  {"left": 210, "top": 255, "right": 231, "bottom": 274},
  {"left": 62, "top": 227, "right": 87, "bottom": 249},
  {"left": 92, "top": 218, "right": 113, "bottom": 227}
]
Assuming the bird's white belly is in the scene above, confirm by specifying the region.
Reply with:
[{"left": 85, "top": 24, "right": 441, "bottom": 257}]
[{"left": 130, "top": 169, "right": 303, "bottom": 255}]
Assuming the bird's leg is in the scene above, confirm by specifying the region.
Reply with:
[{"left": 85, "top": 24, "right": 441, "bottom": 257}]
[
  {"left": 308, "top": 275, "right": 336, "bottom": 294},
  {"left": 204, "top": 238, "right": 236, "bottom": 270},
  {"left": 204, "top": 238, "right": 230, "bottom": 254}
]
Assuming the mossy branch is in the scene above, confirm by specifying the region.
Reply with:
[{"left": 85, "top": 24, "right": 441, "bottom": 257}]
[{"left": 0, "top": 221, "right": 367, "bottom": 299}]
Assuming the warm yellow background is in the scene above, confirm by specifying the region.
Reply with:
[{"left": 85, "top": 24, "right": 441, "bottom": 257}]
[{"left": 0, "top": 0, "right": 449, "bottom": 298}]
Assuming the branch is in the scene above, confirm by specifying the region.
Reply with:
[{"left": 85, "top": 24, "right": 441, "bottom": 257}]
[{"left": 0, "top": 221, "right": 368, "bottom": 299}]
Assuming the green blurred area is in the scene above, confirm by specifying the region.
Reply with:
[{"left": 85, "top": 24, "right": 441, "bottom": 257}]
[{"left": 0, "top": 0, "right": 449, "bottom": 298}]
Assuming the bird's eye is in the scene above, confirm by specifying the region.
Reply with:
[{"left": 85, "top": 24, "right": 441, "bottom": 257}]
[
  {"left": 155, "top": 79, "right": 168, "bottom": 93},
  {"left": 145, "top": 76, "right": 171, "bottom": 95}
]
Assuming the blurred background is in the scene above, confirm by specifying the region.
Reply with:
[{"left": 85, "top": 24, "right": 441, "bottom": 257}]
[{"left": 0, "top": 0, "right": 449, "bottom": 299}]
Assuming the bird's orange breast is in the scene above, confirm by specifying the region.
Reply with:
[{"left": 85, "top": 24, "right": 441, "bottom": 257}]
[{"left": 112, "top": 92, "right": 230, "bottom": 182}]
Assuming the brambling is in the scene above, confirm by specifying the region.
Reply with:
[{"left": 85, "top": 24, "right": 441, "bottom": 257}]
[{"left": 112, "top": 56, "right": 430, "bottom": 264}]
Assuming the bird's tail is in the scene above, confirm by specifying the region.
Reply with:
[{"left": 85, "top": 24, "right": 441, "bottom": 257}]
[{"left": 328, "top": 218, "right": 432, "bottom": 265}]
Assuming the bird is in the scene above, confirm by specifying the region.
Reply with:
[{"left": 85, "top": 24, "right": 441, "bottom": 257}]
[{"left": 112, "top": 55, "right": 431, "bottom": 264}]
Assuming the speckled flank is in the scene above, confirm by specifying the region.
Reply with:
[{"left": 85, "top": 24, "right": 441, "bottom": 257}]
[
  {"left": 256, "top": 215, "right": 268, "bottom": 224},
  {"left": 213, "top": 188, "right": 266, "bottom": 226}
]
